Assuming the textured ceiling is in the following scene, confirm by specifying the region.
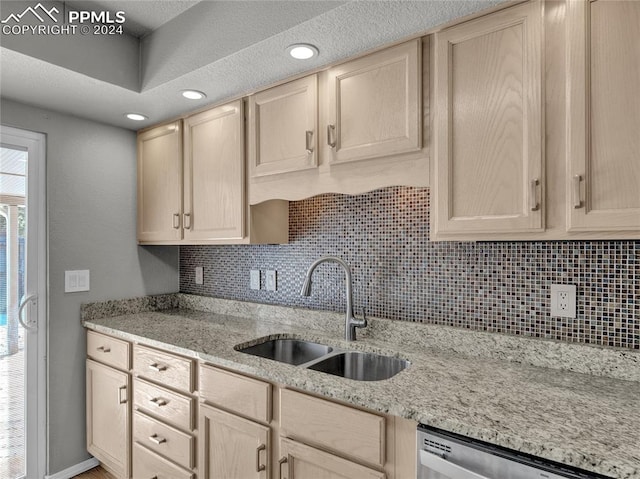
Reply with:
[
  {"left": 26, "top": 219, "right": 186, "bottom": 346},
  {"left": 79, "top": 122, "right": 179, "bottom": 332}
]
[{"left": 0, "top": 0, "right": 508, "bottom": 130}]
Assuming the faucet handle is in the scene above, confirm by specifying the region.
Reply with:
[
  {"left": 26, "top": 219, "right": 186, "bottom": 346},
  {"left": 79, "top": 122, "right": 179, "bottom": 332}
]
[{"left": 359, "top": 307, "right": 368, "bottom": 328}]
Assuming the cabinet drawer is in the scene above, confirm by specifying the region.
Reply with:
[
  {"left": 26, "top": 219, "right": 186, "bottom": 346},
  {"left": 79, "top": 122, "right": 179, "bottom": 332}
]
[
  {"left": 200, "top": 364, "right": 271, "bottom": 423},
  {"left": 134, "top": 411, "right": 195, "bottom": 470},
  {"left": 133, "top": 442, "right": 194, "bottom": 479},
  {"left": 134, "top": 378, "right": 194, "bottom": 431},
  {"left": 280, "top": 389, "right": 385, "bottom": 467},
  {"left": 134, "top": 344, "right": 195, "bottom": 393},
  {"left": 87, "top": 330, "right": 130, "bottom": 371}
]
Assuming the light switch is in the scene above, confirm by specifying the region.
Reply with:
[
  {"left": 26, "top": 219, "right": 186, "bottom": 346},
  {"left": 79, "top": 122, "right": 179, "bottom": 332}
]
[{"left": 65, "top": 270, "right": 90, "bottom": 293}]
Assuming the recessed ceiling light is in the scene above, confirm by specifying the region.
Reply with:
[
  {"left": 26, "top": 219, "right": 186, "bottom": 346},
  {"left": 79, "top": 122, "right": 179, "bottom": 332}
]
[
  {"left": 181, "top": 90, "right": 207, "bottom": 100},
  {"left": 125, "top": 113, "right": 148, "bottom": 121},
  {"left": 287, "top": 44, "right": 319, "bottom": 60}
]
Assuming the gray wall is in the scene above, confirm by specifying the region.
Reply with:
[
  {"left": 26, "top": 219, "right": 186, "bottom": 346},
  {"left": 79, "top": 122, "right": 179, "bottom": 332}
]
[{"left": 0, "top": 99, "right": 179, "bottom": 475}]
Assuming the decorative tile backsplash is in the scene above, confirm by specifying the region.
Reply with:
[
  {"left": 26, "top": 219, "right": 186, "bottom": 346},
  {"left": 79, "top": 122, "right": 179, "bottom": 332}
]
[{"left": 180, "top": 187, "right": 639, "bottom": 349}]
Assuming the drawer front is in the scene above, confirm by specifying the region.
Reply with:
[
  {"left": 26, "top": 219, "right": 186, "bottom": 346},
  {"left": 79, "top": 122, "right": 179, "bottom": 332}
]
[
  {"left": 280, "top": 389, "right": 386, "bottom": 467},
  {"left": 200, "top": 364, "right": 271, "bottom": 423},
  {"left": 134, "top": 378, "right": 194, "bottom": 431},
  {"left": 133, "top": 411, "right": 195, "bottom": 469},
  {"left": 87, "top": 330, "right": 130, "bottom": 371},
  {"left": 133, "top": 442, "right": 194, "bottom": 479},
  {"left": 134, "top": 344, "right": 195, "bottom": 393}
]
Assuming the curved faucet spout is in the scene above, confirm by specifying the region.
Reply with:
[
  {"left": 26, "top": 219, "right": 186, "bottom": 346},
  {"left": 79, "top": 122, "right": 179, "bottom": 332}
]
[{"left": 300, "top": 256, "right": 367, "bottom": 341}]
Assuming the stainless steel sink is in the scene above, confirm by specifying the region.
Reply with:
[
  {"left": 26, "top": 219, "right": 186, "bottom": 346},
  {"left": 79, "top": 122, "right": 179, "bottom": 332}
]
[
  {"left": 237, "top": 339, "right": 333, "bottom": 366},
  {"left": 308, "top": 351, "right": 409, "bottom": 381}
]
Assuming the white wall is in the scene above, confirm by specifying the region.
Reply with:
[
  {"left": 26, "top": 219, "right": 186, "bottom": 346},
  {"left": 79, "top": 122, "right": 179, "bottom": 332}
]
[{"left": 0, "top": 99, "right": 179, "bottom": 475}]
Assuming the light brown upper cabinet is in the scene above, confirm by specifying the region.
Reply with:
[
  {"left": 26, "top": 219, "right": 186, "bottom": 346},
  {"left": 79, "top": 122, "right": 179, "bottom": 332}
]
[
  {"left": 183, "top": 101, "right": 245, "bottom": 241},
  {"left": 432, "top": 1, "right": 543, "bottom": 238},
  {"left": 249, "top": 38, "right": 429, "bottom": 204},
  {"left": 249, "top": 75, "right": 318, "bottom": 177},
  {"left": 566, "top": 0, "right": 640, "bottom": 233},
  {"left": 137, "top": 121, "right": 183, "bottom": 243},
  {"left": 137, "top": 101, "right": 288, "bottom": 245},
  {"left": 326, "top": 39, "right": 422, "bottom": 164}
]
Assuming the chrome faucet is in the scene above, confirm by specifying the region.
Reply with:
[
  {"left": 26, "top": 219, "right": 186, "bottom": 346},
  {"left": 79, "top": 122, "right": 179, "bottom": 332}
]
[{"left": 300, "top": 256, "right": 367, "bottom": 341}]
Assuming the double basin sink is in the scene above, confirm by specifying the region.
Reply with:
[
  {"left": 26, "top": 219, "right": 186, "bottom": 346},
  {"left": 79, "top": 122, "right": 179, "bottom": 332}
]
[{"left": 236, "top": 338, "right": 409, "bottom": 381}]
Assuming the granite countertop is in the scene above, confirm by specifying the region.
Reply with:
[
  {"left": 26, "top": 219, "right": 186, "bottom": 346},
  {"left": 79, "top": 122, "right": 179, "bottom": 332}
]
[{"left": 82, "top": 294, "right": 640, "bottom": 479}]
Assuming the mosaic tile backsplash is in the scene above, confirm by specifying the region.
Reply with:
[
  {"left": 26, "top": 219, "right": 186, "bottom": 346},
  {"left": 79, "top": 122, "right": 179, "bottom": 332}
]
[{"left": 180, "top": 187, "right": 639, "bottom": 349}]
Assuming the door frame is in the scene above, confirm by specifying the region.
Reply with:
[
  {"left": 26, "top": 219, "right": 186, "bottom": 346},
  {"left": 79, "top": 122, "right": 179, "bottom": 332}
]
[{"left": 1, "top": 125, "right": 47, "bottom": 479}]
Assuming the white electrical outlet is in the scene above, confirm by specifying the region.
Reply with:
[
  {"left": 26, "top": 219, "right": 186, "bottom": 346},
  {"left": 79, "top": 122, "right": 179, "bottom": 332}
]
[
  {"left": 195, "top": 267, "right": 204, "bottom": 285},
  {"left": 266, "top": 270, "right": 277, "bottom": 291},
  {"left": 550, "top": 284, "right": 577, "bottom": 318},
  {"left": 250, "top": 270, "right": 261, "bottom": 290}
]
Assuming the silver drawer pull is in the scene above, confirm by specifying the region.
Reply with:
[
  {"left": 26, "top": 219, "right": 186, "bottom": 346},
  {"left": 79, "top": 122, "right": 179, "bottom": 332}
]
[
  {"left": 118, "top": 385, "right": 127, "bottom": 404},
  {"left": 172, "top": 213, "right": 180, "bottom": 229},
  {"left": 148, "top": 434, "right": 167, "bottom": 445},
  {"left": 256, "top": 443, "right": 266, "bottom": 472},
  {"left": 149, "top": 363, "right": 167, "bottom": 372},
  {"left": 97, "top": 346, "right": 111, "bottom": 353},
  {"left": 305, "top": 130, "right": 314, "bottom": 154},
  {"left": 327, "top": 124, "right": 336, "bottom": 148},
  {"left": 529, "top": 178, "right": 540, "bottom": 212},
  {"left": 573, "top": 174, "right": 583, "bottom": 209},
  {"left": 149, "top": 397, "right": 167, "bottom": 407}
]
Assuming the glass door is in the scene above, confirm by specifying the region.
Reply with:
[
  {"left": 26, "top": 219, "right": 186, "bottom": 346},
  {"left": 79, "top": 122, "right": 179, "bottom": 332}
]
[{"left": 0, "top": 126, "right": 46, "bottom": 479}]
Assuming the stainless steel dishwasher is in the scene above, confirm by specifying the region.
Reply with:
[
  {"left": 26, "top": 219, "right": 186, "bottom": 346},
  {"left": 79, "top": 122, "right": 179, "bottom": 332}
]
[{"left": 418, "top": 425, "right": 611, "bottom": 479}]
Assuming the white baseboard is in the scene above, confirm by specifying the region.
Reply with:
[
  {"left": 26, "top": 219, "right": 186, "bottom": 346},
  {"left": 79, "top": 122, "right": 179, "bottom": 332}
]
[{"left": 45, "top": 457, "right": 100, "bottom": 479}]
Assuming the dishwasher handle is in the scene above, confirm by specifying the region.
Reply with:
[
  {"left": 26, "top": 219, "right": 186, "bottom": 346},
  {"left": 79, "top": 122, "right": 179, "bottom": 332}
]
[{"left": 420, "top": 450, "right": 491, "bottom": 479}]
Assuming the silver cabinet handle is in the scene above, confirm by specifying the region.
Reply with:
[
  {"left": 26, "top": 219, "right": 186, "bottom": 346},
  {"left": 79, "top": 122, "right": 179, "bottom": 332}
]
[
  {"left": 256, "top": 444, "right": 266, "bottom": 472},
  {"left": 529, "top": 178, "right": 540, "bottom": 211},
  {"left": 305, "top": 130, "right": 314, "bottom": 154},
  {"left": 97, "top": 346, "right": 111, "bottom": 353},
  {"left": 172, "top": 213, "right": 180, "bottom": 229},
  {"left": 327, "top": 124, "right": 336, "bottom": 148},
  {"left": 149, "top": 397, "right": 167, "bottom": 407},
  {"left": 183, "top": 213, "right": 191, "bottom": 230},
  {"left": 149, "top": 363, "right": 167, "bottom": 372},
  {"left": 573, "top": 174, "right": 583, "bottom": 209},
  {"left": 149, "top": 434, "right": 167, "bottom": 445},
  {"left": 420, "top": 450, "right": 490, "bottom": 479},
  {"left": 278, "top": 457, "right": 288, "bottom": 479},
  {"left": 118, "top": 385, "right": 127, "bottom": 404},
  {"left": 18, "top": 294, "right": 37, "bottom": 332}
]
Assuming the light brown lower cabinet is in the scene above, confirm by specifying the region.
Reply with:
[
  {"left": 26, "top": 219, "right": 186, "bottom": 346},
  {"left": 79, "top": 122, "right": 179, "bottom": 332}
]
[
  {"left": 86, "top": 359, "right": 131, "bottom": 479},
  {"left": 278, "top": 437, "right": 386, "bottom": 479},
  {"left": 199, "top": 403, "right": 271, "bottom": 479}
]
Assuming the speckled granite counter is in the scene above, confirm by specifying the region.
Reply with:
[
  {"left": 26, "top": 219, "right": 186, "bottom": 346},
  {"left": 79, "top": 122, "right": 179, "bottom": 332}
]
[{"left": 82, "top": 294, "right": 640, "bottom": 479}]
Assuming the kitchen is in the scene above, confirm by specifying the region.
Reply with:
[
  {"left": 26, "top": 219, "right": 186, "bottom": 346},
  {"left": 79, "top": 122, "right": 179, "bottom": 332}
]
[{"left": 0, "top": 0, "right": 638, "bottom": 478}]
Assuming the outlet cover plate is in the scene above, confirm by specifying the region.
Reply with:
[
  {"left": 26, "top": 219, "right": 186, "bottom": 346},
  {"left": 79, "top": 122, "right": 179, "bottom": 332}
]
[
  {"left": 266, "top": 270, "right": 277, "bottom": 291},
  {"left": 195, "top": 267, "right": 204, "bottom": 285},
  {"left": 550, "top": 284, "right": 576, "bottom": 318},
  {"left": 250, "top": 270, "right": 261, "bottom": 290},
  {"left": 65, "top": 270, "right": 90, "bottom": 293}
]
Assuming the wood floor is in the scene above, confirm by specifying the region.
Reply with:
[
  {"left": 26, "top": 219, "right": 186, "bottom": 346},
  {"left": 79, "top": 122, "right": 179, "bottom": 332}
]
[{"left": 73, "top": 466, "right": 117, "bottom": 479}]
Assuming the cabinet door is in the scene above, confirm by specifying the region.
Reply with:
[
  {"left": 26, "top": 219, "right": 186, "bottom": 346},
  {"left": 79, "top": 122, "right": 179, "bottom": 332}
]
[
  {"left": 249, "top": 75, "right": 318, "bottom": 177},
  {"left": 327, "top": 39, "right": 421, "bottom": 164},
  {"left": 199, "top": 403, "right": 270, "bottom": 479},
  {"left": 566, "top": 0, "right": 640, "bottom": 232},
  {"left": 137, "top": 121, "right": 183, "bottom": 243},
  {"left": 279, "top": 438, "right": 385, "bottom": 479},
  {"left": 434, "top": 1, "right": 543, "bottom": 236},
  {"left": 183, "top": 100, "right": 245, "bottom": 241},
  {"left": 86, "top": 359, "right": 130, "bottom": 478}
]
